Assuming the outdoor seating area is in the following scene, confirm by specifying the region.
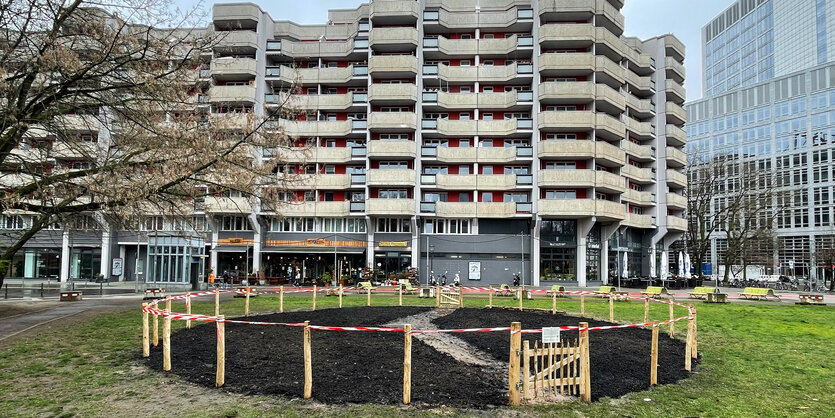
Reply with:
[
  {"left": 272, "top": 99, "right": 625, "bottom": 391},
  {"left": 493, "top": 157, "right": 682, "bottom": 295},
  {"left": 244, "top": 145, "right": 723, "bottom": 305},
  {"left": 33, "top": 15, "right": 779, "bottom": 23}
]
[
  {"left": 739, "top": 287, "right": 781, "bottom": 300},
  {"left": 357, "top": 282, "right": 378, "bottom": 294}
]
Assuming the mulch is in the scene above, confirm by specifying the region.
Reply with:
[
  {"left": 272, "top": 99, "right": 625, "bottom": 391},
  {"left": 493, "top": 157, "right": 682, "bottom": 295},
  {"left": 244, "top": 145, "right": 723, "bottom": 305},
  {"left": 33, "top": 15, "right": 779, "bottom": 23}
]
[
  {"left": 432, "top": 308, "right": 699, "bottom": 401},
  {"left": 146, "top": 306, "right": 697, "bottom": 407}
]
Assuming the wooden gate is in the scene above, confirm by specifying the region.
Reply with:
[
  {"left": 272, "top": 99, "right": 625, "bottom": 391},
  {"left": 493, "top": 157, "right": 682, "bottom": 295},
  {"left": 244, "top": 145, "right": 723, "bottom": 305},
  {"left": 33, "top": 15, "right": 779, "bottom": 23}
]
[
  {"left": 436, "top": 286, "right": 462, "bottom": 308},
  {"left": 521, "top": 338, "right": 587, "bottom": 400}
]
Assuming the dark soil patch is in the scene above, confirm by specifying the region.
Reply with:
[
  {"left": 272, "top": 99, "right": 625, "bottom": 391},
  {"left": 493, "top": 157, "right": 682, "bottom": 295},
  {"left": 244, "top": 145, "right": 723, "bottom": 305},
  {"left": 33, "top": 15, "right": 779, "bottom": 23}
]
[
  {"left": 147, "top": 307, "right": 506, "bottom": 407},
  {"left": 432, "top": 308, "right": 699, "bottom": 401}
]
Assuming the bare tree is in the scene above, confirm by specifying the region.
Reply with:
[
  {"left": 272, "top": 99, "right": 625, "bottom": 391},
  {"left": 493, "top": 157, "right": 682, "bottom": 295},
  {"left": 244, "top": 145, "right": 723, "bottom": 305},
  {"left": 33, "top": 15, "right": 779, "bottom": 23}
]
[
  {"left": 0, "top": 0, "right": 302, "bottom": 286},
  {"left": 686, "top": 154, "right": 729, "bottom": 277}
]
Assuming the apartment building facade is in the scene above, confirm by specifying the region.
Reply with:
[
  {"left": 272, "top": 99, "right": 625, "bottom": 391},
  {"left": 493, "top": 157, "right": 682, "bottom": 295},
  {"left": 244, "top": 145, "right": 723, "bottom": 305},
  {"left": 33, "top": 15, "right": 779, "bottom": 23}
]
[{"left": 2, "top": 0, "right": 687, "bottom": 287}]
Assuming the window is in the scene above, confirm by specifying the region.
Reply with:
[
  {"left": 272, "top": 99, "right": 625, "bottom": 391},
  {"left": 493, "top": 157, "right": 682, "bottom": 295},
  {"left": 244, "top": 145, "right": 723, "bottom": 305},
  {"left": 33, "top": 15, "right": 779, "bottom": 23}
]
[
  {"left": 271, "top": 217, "right": 315, "bottom": 232},
  {"left": 376, "top": 218, "right": 410, "bottom": 232},
  {"left": 545, "top": 190, "right": 576, "bottom": 199},
  {"left": 504, "top": 192, "right": 529, "bottom": 202},
  {"left": 482, "top": 60, "right": 494, "bottom": 66},
  {"left": 322, "top": 217, "right": 365, "bottom": 233},
  {"left": 482, "top": 165, "right": 493, "bottom": 174},
  {"left": 379, "top": 189, "right": 408, "bottom": 199},
  {"left": 422, "top": 192, "right": 448, "bottom": 202},
  {"left": 545, "top": 133, "right": 577, "bottom": 140},
  {"left": 423, "top": 219, "right": 472, "bottom": 234},
  {"left": 482, "top": 192, "right": 493, "bottom": 202},
  {"left": 324, "top": 165, "right": 336, "bottom": 174},
  {"left": 380, "top": 134, "right": 409, "bottom": 141},
  {"left": 482, "top": 112, "right": 493, "bottom": 120},
  {"left": 460, "top": 112, "right": 470, "bottom": 120},
  {"left": 483, "top": 86, "right": 494, "bottom": 93},
  {"left": 545, "top": 162, "right": 576, "bottom": 170},
  {"left": 379, "top": 161, "right": 409, "bottom": 169},
  {"left": 544, "top": 105, "right": 577, "bottom": 111},
  {"left": 221, "top": 216, "right": 250, "bottom": 231},
  {"left": 304, "top": 191, "right": 315, "bottom": 201},
  {"left": 142, "top": 216, "right": 166, "bottom": 231},
  {"left": 460, "top": 86, "right": 471, "bottom": 93},
  {"left": 380, "top": 107, "right": 409, "bottom": 112},
  {"left": 1, "top": 215, "right": 27, "bottom": 230}
]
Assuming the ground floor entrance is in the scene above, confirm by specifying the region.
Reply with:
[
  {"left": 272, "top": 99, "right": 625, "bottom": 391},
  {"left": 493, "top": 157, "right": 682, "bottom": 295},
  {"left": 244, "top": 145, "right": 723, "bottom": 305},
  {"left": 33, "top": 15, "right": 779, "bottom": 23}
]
[
  {"left": 5, "top": 248, "right": 61, "bottom": 280},
  {"left": 260, "top": 251, "right": 366, "bottom": 285}
]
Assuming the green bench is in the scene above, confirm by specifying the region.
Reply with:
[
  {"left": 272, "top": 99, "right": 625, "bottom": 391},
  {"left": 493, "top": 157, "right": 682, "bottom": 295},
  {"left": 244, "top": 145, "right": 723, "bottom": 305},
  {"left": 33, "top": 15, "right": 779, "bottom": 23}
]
[
  {"left": 400, "top": 282, "right": 418, "bottom": 294},
  {"left": 689, "top": 286, "right": 718, "bottom": 298},
  {"left": 740, "top": 287, "right": 780, "bottom": 300},
  {"left": 641, "top": 286, "right": 669, "bottom": 297},
  {"left": 546, "top": 285, "right": 566, "bottom": 296},
  {"left": 594, "top": 286, "right": 617, "bottom": 296},
  {"left": 357, "top": 281, "right": 378, "bottom": 294}
]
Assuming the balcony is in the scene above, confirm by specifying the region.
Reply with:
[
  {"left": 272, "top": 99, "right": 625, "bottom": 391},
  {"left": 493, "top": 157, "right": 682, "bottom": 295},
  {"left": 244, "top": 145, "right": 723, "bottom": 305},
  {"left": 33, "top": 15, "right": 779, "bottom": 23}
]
[
  {"left": 625, "top": 94, "right": 654, "bottom": 117},
  {"left": 538, "top": 53, "right": 595, "bottom": 75},
  {"left": 622, "top": 140, "right": 655, "bottom": 161},
  {"left": 367, "top": 141, "right": 417, "bottom": 158},
  {"left": 370, "top": 0, "right": 419, "bottom": 23},
  {"left": 205, "top": 196, "right": 252, "bottom": 214},
  {"left": 625, "top": 117, "right": 654, "bottom": 140},
  {"left": 538, "top": 81, "right": 595, "bottom": 102},
  {"left": 621, "top": 165, "right": 655, "bottom": 183},
  {"left": 214, "top": 30, "right": 258, "bottom": 52},
  {"left": 279, "top": 40, "right": 356, "bottom": 58},
  {"left": 475, "top": 202, "right": 516, "bottom": 218},
  {"left": 623, "top": 213, "right": 654, "bottom": 228},
  {"left": 369, "top": 55, "right": 418, "bottom": 76},
  {"left": 665, "top": 125, "right": 686, "bottom": 147},
  {"left": 595, "top": 55, "right": 625, "bottom": 84},
  {"left": 538, "top": 111, "right": 594, "bottom": 131},
  {"left": 595, "top": 199, "right": 626, "bottom": 221},
  {"left": 370, "top": 27, "right": 419, "bottom": 49},
  {"left": 666, "top": 101, "right": 686, "bottom": 125},
  {"left": 538, "top": 0, "right": 625, "bottom": 35},
  {"left": 625, "top": 70, "right": 654, "bottom": 94},
  {"left": 279, "top": 93, "right": 355, "bottom": 110},
  {"left": 209, "top": 113, "right": 252, "bottom": 131},
  {"left": 435, "top": 146, "right": 477, "bottom": 163},
  {"left": 271, "top": 119, "right": 352, "bottom": 137},
  {"left": 665, "top": 56, "right": 685, "bottom": 83},
  {"left": 210, "top": 58, "right": 257, "bottom": 78},
  {"left": 623, "top": 189, "right": 655, "bottom": 206},
  {"left": 432, "top": 91, "right": 520, "bottom": 109},
  {"left": 435, "top": 118, "right": 519, "bottom": 136},
  {"left": 667, "top": 215, "right": 687, "bottom": 232},
  {"left": 369, "top": 83, "right": 418, "bottom": 103},
  {"left": 212, "top": 3, "right": 260, "bottom": 24},
  {"left": 596, "top": 113, "right": 627, "bottom": 140},
  {"left": 666, "top": 169, "right": 687, "bottom": 188},
  {"left": 367, "top": 169, "right": 416, "bottom": 186},
  {"left": 474, "top": 174, "right": 518, "bottom": 190},
  {"left": 265, "top": 65, "right": 358, "bottom": 84},
  {"left": 279, "top": 201, "right": 350, "bottom": 217},
  {"left": 666, "top": 193, "right": 687, "bottom": 210},
  {"left": 209, "top": 85, "right": 256, "bottom": 103},
  {"left": 595, "top": 171, "right": 625, "bottom": 193},
  {"left": 664, "top": 79, "right": 686, "bottom": 104},
  {"left": 595, "top": 140, "right": 626, "bottom": 166},
  {"left": 434, "top": 174, "right": 477, "bottom": 190},
  {"left": 434, "top": 35, "right": 520, "bottom": 56},
  {"left": 435, "top": 202, "right": 477, "bottom": 218},
  {"left": 665, "top": 147, "right": 685, "bottom": 168},
  {"left": 366, "top": 198, "right": 415, "bottom": 216},
  {"left": 538, "top": 170, "right": 595, "bottom": 188},
  {"left": 664, "top": 35, "right": 685, "bottom": 63},
  {"left": 429, "top": 8, "right": 527, "bottom": 30},
  {"left": 434, "top": 62, "right": 531, "bottom": 83},
  {"left": 294, "top": 174, "right": 352, "bottom": 190},
  {"left": 538, "top": 140, "right": 595, "bottom": 159},
  {"left": 368, "top": 112, "right": 417, "bottom": 131},
  {"left": 56, "top": 115, "right": 101, "bottom": 132}
]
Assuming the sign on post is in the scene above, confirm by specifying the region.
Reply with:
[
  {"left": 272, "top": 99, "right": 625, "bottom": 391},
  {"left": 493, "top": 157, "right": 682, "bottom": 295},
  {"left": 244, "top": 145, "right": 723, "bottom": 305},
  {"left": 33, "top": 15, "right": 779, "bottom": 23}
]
[
  {"left": 468, "top": 261, "right": 481, "bottom": 281},
  {"left": 112, "top": 258, "right": 123, "bottom": 276},
  {"left": 542, "top": 327, "right": 561, "bottom": 344}
]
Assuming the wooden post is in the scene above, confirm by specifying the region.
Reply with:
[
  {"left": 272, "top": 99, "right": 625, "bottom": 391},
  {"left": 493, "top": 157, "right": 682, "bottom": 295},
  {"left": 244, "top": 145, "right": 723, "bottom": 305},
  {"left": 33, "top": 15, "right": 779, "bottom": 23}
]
[
  {"left": 186, "top": 292, "right": 192, "bottom": 329},
  {"left": 216, "top": 315, "right": 225, "bottom": 388},
  {"left": 435, "top": 285, "right": 440, "bottom": 308},
  {"left": 644, "top": 297, "right": 649, "bottom": 324},
  {"left": 458, "top": 287, "right": 463, "bottom": 308},
  {"left": 142, "top": 303, "right": 150, "bottom": 357},
  {"left": 580, "top": 295, "right": 585, "bottom": 317},
  {"left": 399, "top": 284, "right": 403, "bottom": 306},
  {"left": 518, "top": 288, "right": 523, "bottom": 311},
  {"left": 508, "top": 322, "right": 522, "bottom": 406},
  {"left": 668, "top": 302, "right": 675, "bottom": 338},
  {"left": 685, "top": 315, "right": 693, "bottom": 371},
  {"left": 609, "top": 294, "right": 614, "bottom": 322},
  {"left": 692, "top": 311, "right": 698, "bottom": 359},
  {"left": 279, "top": 285, "right": 284, "bottom": 313},
  {"left": 522, "top": 340, "right": 531, "bottom": 400},
  {"left": 579, "top": 322, "right": 591, "bottom": 402},
  {"left": 488, "top": 286, "right": 493, "bottom": 308},
  {"left": 312, "top": 285, "right": 317, "bottom": 311},
  {"left": 403, "top": 324, "right": 412, "bottom": 405},
  {"left": 163, "top": 308, "right": 171, "bottom": 371},
  {"left": 650, "top": 321, "right": 659, "bottom": 385},
  {"left": 153, "top": 308, "right": 159, "bottom": 347},
  {"left": 367, "top": 285, "right": 371, "bottom": 307},
  {"left": 552, "top": 293, "right": 556, "bottom": 315},
  {"left": 338, "top": 284, "right": 343, "bottom": 308},
  {"left": 303, "top": 320, "right": 312, "bottom": 399},
  {"left": 245, "top": 288, "right": 251, "bottom": 317},
  {"left": 165, "top": 296, "right": 171, "bottom": 313},
  {"left": 214, "top": 289, "right": 220, "bottom": 317}
]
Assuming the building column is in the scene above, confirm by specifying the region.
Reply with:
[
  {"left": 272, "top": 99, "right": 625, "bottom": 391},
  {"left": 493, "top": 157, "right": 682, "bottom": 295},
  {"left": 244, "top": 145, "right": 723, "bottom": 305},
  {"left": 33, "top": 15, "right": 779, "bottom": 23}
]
[
  {"left": 532, "top": 218, "right": 541, "bottom": 287},
  {"left": 249, "top": 214, "right": 261, "bottom": 275},
  {"left": 576, "top": 218, "right": 595, "bottom": 287},
  {"left": 209, "top": 217, "right": 219, "bottom": 276},
  {"left": 60, "top": 230, "right": 70, "bottom": 283},
  {"left": 366, "top": 218, "right": 374, "bottom": 270},
  {"left": 100, "top": 230, "right": 111, "bottom": 279},
  {"left": 118, "top": 245, "right": 126, "bottom": 281},
  {"left": 809, "top": 233, "right": 817, "bottom": 280},
  {"left": 411, "top": 218, "right": 419, "bottom": 273},
  {"left": 600, "top": 223, "right": 620, "bottom": 286}
]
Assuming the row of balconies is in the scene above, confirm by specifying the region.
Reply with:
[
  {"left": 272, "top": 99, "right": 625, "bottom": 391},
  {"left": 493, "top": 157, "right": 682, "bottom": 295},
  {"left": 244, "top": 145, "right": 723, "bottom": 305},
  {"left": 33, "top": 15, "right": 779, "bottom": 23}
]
[
  {"left": 422, "top": 90, "right": 533, "bottom": 109},
  {"left": 422, "top": 118, "right": 532, "bottom": 136},
  {"left": 538, "top": 24, "right": 649, "bottom": 68},
  {"left": 423, "top": 34, "right": 533, "bottom": 56},
  {"left": 423, "top": 62, "right": 533, "bottom": 82},
  {"left": 538, "top": 54, "right": 653, "bottom": 95}
]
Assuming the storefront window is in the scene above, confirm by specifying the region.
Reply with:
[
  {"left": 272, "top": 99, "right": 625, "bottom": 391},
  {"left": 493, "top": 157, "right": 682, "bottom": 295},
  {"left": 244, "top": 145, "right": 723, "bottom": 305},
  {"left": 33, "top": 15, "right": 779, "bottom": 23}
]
[
  {"left": 540, "top": 248, "right": 576, "bottom": 281},
  {"left": 374, "top": 252, "right": 411, "bottom": 279}
]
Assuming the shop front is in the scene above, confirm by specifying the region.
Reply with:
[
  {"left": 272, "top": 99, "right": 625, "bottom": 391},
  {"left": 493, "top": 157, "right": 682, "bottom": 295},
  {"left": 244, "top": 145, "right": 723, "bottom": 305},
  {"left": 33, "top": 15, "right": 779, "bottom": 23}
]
[
  {"left": 145, "top": 235, "right": 206, "bottom": 285},
  {"left": 373, "top": 239, "right": 412, "bottom": 280},
  {"left": 5, "top": 248, "right": 61, "bottom": 280},
  {"left": 216, "top": 236, "right": 254, "bottom": 282},
  {"left": 540, "top": 220, "right": 577, "bottom": 282},
  {"left": 263, "top": 235, "right": 366, "bottom": 285}
]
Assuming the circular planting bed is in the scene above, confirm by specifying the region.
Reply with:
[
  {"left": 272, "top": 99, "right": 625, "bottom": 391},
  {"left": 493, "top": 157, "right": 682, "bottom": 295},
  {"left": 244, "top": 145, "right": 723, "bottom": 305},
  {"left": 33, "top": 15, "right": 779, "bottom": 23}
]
[{"left": 146, "top": 306, "right": 696, "bottom": 407}]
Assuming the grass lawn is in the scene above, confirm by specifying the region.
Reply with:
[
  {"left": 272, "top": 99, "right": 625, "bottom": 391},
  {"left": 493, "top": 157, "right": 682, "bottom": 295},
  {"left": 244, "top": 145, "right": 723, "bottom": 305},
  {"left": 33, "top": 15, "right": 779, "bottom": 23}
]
[{"left": 0, "top": 292, "right": 833, "bottom": 417}]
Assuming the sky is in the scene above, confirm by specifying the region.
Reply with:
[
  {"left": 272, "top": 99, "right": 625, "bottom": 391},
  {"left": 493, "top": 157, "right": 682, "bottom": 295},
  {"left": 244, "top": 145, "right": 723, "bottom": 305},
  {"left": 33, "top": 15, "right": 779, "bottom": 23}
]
[{"left": 180, "top": 0, "right": 738, "bottom": 100}]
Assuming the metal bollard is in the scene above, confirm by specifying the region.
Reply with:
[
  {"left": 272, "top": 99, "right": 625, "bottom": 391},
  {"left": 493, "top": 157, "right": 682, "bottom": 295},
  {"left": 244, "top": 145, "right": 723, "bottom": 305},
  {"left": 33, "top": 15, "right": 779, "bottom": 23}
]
[
  {"left": 4, "top": 284, "right": 7, "bottom": 299},
  {"left": 100, "top": 282, "right": 103, "bottom": 297},
  {"left": 40, "top": 283, "right": 44, "bottom": 298}
]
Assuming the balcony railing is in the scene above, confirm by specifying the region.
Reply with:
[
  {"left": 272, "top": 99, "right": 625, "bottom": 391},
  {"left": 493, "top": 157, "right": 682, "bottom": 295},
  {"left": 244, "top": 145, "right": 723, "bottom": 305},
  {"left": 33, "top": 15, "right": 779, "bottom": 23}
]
[
  {"left": 352, "top": 93, "right": 368, "bottom": 103},
  {"left": 517, "top": 36, "right": 534, "bottom": 47},
  {"left": 516, "top": 175, "right": 533, "bottom": 185},
  {"left": 350, "top": 202, "right": 365, "bottom": 212},
  {"left": 352, "top": 120, "right": 367, "bottom": 130},
  {"left": 420, "top": 201, "right": 436, "bottom": 213},
  {"left": 421, "top": 147, "right": 437, "bottom": 157},
  {"left": 516, "top": 202, "right": 533, "bottom": 213},
  {"left": 420, "top": 174, "right": 436, "bottom": 185},
  {"left": 350, "top": 174, "right": 366, "bottom": 184},
  {"left": 353, "top": 66, "right": 369, "bottom": 76},
  {"left": 516, "top": 147, "right": 533, "bottom": 157},
  {"left": 351, "top": 147, "right": 366, "bottom": 157},
  {"left": 422, "top": 92, "right": 438, "bottom": 102},
  {"left": 266, "top": 41, "right": 281, "bottom": 51}
]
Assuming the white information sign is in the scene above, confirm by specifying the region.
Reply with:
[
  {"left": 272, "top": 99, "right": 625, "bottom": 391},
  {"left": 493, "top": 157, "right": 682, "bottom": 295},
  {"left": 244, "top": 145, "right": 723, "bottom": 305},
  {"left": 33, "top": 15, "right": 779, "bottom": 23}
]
[
  {"left": 111, "top": 258, "right": 123, "bottom": 276},
  {"left": 468, "top": 261, "right": 481, "bottom": 281},
  {"left": 542, "top": 327, "right": 561, "bottom": 344}
]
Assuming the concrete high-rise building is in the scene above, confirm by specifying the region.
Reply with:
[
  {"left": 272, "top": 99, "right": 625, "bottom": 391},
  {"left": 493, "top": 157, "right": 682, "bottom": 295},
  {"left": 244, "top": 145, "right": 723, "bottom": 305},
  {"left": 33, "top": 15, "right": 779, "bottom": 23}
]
[
  {"left": 2, "top": 0, "right": 687, "bottom": 288},
  {"left": 687, "top": 0, "right": 835, "bottom": 280}
]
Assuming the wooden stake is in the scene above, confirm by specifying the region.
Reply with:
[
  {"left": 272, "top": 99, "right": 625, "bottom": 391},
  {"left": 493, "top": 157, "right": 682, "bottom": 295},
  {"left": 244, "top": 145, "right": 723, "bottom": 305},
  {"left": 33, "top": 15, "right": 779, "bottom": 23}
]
[
  {"left": 153, "top": 308, "right": 159, "bottom": 347},
  {"left": 458, "top": 287, "right": 463, "bottom": 308},
  {"left": 644, "top": 297, "right": 649, "bottom": 324},
  {"left": 435, "top": 285, "right": 440, "bottom": 308},
  {"left": 552, "top": 293, "right": 557, "bottom": 315},
  {"left": 488, "top": 286, "right": 493, "bottom": 308},
  {"left": 609, "top": 294, "right": 614, "bottom": 322},
  {"left": 339, "top": 284, "right": 343, "bottom": 308},
  {"left": 216, "top": 315, "right": 225, "bottom": 388},
  {"left": 650, "top": 321, "right": 659, "bottom": 385},
  {"left": 685, "top": 316, "right": 693, "bottom": 371},
  {"left": 668, "top": 302, "right": 674, "bottom": 338},
  {"left": 142, "top": 303, "right": 149, "bottom": 357},
  {"left": 214, "top": 289, "right": 220, "bottom": 317},
  {"left": 692, "top": 311, "right": 698, "bottom": 359},
  {"left": 508, "top": 322, "right": 521, "bottom": 406},
  {"left": 245, "top": 288, "right": 251, "bottom": 317},
  {"left": 579, "top": 322, "right": 591, "bottom": 402},
  {"left": 165, "top": 296, "right": 171, "bottom": 313},
  {"left": 186, "top": 292, "right": 192, "bottom": 329},
  {"left": 518, "top": 288, "right": 523, "bottom": 311},
  {"left": 367, "top": 285, "right": 371, "bottom": 306},
  {"left": 303, "top": 320, "right": 312, "bottom": 399},
  {"left": 312, "top": 285, "right": 317, "bottom": 311},
  {"left": 580, "top": 295, "right": 585, "bottom": 317},
  {"left": 399, "top": 284, "right": 403, "bottom": 306},
  {"left": 279, "top": 285, "right": 284, "bottom": 313},
  {"left": 163, "top": 308, "right": 171, "bottom": 371},
  {"left": 403, "top": 324, "right": 412, "bottom": 405},
  {"left": 522, "top": 340, "right": 531, "bottom": 400}
]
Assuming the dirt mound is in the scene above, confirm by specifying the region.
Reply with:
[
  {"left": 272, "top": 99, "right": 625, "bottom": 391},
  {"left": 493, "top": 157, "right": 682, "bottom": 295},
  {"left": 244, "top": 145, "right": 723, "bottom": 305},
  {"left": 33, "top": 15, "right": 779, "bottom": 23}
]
[{"left": 431, "top": 308, "right": 697, "bottom": 401}]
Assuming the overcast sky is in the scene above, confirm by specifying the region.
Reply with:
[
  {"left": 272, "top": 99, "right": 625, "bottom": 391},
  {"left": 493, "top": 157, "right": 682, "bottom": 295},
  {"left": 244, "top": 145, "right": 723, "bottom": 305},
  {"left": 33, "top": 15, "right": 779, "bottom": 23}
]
[{"left": 182, "top": 0, "right": 738, "bottom": 100}]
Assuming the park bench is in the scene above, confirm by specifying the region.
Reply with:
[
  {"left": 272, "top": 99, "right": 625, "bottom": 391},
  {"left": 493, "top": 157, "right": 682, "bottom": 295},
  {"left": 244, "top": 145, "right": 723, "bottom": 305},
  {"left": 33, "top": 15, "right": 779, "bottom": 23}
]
[
  {"left": 495, "top": 284, "right": 514, "bottom": 297},
  {"left": 739, "top": 287, "right": 780, "bottom": 300},
  {"left": 357, "top": 281, "right": 377, "bottom": 294},
  {"left": 689, "top": 286, "right": 718, "bottom": 298},
  {"left": 641, "top": 286, "right": 669, "bottom": 298},
  {"left": 59, "top": 291, "right": 83, "bottom": 302},
  {"left": 594, "top": 286, "right": 617, "bottom": 297},
  {"left": 143, "top": 288, "right": 165, "bottom": 300},
  {"left": 400, "top": 282, "right": 419, "bottom": 294},
  {"left": 546, "top": 285, "right": 566, "bottom": 296},
  {"left": 798, "top": 294, "right": 825, "bottom": 305}
]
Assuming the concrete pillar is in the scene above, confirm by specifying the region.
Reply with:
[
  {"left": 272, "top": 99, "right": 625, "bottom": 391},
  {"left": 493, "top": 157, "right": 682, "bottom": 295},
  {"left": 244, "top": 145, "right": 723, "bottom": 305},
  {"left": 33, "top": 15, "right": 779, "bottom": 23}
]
[
  {"left": 210, "top": 217, "right": 219, "bottom": 276},
  {"left": 576, "top": 218, "right": 595, "bottom": 287},
  {"left": 100, "top": 230, "right": 111, "bottom": 278},
  {"left": 809, "top": 233, "right": 816, "bottom": 280},
  {"left": 118, "top": 245, "right": 126, "bottom": 281},
  {"left": 60, "top": 230, "right": 70, "bottom": 283},
  {"left": 249, "top": 214, "right": 261, "bottom": 274},
  {"left": 532, "top": 218, "right": 541, "bottom": 286},
  {"left": 600, "top": 224, "right": 620, "bottom": 286}
]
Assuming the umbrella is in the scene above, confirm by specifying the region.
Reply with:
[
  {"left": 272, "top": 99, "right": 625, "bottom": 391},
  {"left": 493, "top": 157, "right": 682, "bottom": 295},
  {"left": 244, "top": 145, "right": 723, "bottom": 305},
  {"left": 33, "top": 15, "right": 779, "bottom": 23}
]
[
  {"left": 678, "top": 251, "right": 685, "bottom": 277},
  {"left": 684, "top": 253, "right": 692, "bottom": 279},
  {"left": 621, "top": 252, "right": 629, "bottom": 279},
  {"left": 661, "top": 251, "right": 668, "bottom": 280},
  {"left": 649, "top": 247, "right": 657, "bottom": 278}
]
